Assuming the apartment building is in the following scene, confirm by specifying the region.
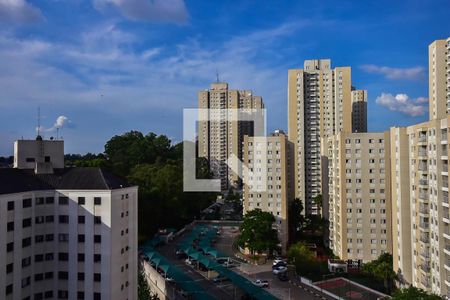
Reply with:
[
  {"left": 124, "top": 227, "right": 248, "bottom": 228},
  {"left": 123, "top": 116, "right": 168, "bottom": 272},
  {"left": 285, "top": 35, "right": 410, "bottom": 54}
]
[
  {"left": 198, "top": 82, "right": 264, "bottom": 191},
  {"left": 389, "top": 37, "right": 450, "bottom": 297},
  {"left": 242, "top": 130, "right": 294, "bottom": 253},
  {"left": 326, "top": 132, "right": 392, "bottom": 262},
  {"left": 351, "top": 89, "right": 368, "bottom": 133},
  {"left": 0, "top": 137, "right": 137, "bottom": 300},
  {"left": 288, "top": 59, "right": 366, "bottom": 215}
]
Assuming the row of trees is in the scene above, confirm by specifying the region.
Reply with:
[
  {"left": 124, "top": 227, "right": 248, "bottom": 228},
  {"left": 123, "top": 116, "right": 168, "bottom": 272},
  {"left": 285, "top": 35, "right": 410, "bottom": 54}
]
[{"left": 65, "top": 131, "right": 217, "bottom": 240}]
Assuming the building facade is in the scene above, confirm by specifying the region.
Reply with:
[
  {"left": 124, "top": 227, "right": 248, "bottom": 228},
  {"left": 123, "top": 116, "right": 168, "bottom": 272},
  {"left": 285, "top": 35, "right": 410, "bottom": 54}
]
[
  {"left": 326, "top": 132, "right": 392, "bottom": 262},
  {"left": 198, "top": 82, "right": 264, "bottom": 191},
  {"left": 288, "top": 59, "right": 366, "bottom": 215},
  {"left": 351, "top": 89, "right": 368, "bottom": 133},
  {"left": 0, "top": 138, "right": 138, "bottom": 300},
  {"left": 242, "top": 130, "right": 294, "bottom": 253}
]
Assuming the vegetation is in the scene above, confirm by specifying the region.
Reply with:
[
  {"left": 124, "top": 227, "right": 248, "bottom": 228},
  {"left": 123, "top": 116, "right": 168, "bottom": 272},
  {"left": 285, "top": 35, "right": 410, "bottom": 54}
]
[
  {"left": 287, "top": 242, "right": 323, "bottom": 277},
  {"left": 391, "top": 286, "right": 442, "bottom": 300},
  {"left": 138, "top": 270, "right": 160, "bottom": 300},
  {"left": 288, "top": 197, "right": 328, "bottom": 243},
  {"left": 65, "top": 131, "right": 217, "bottom": 241},
  {"left": 361, "top": 253, "right": 396, "bottom": 294},
  {"left": 237, "top": 209, "right": 280, "bottom": 255}
]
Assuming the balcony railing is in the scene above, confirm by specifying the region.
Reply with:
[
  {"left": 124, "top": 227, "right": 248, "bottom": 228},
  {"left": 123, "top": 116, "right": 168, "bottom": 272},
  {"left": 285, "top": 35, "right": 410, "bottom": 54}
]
[
  {"left": 420, "top": 235, "right": 430, "bottom": 243},
  {"left": 418, "top": 150, "right": 428, "bottom": 157},
  {"left": 419, "top": 206, "right": 429, "bottom": 214},
  {"left": 419, "top": 193, "right": 429, "bottom": 200},
  {"left": 419, "top": 179, "right": 428, "bottom": 185},
  {"left": 420, "top": 263, "right": 431, "bottom": 272},
  {"left": 419, "top": 164, "right": 428, "bottom": 172},
  {"left": 419, "top": 222, "right": 430, "bottom": 230},
  {"left": 419, "top": 136, "right": 427, "bottom": 143},
  {"left": 444, "top": 165, "right": 449, "bottom": 173}
]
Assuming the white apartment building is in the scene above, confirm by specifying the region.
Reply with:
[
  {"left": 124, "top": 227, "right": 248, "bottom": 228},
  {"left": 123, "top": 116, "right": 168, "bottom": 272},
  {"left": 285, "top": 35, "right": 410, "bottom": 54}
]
[
  {"left": 242, "top": 130, "right": 294, "bottom": 253},
  {"left": 288, "top": 59, "right": 365, "bottom": 215},
  {"left": 198, "top": 82, "right": 264, "bottom": 191},
  {"left": 0, "top": 137, "right": 138, "bottom": 300},
  {"left": 326, "top": 132, "right": 392, "bottom": 262}
]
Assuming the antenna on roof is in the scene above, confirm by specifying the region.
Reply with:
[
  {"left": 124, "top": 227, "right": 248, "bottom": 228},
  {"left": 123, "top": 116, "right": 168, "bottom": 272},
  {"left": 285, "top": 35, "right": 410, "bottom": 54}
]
[
  {"left": 37, "top": 107, "right": 41, "bottom": 136},
  {"left": 216, "top": 70, "right": 220, "bottom": 83}
]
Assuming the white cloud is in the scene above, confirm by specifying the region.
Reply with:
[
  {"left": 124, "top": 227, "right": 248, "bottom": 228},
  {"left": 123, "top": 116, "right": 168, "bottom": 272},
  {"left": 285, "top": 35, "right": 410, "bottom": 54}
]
[
  {"left": 0, "top": 0, "right": 43, "bottom": 23},
  {"left": 360, "top": 64, "right": 425, "bottom": 80},
  {"left": 93, "top": 0, "right": 188, "bottom": 24},
  {"left": 375, "top": 93, "right": 428, "bottom": 117}
]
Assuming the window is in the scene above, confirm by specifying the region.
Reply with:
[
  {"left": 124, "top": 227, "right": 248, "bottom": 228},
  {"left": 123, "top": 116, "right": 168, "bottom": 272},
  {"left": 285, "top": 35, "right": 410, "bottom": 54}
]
[
  {"left": 45, "top": 234, "right": 54, "bottom": 242},
  {"left": 34, "top": 273, "right": 44, "bottom": 282},
  {"left": 45, "top": 272, "right": 53, "bottom": 279},
  {"left": 23, "top": 218, "right": 32, "bottom": 228},
  {"left": 59, "top": 234, "right": 69, "bottom": 242},
  {"left": 6, "top": 284, "right": 13, "bottom": 295},
  {"left": 94, "top": 273, "right": 101, "bottom": 282},
  {"left": 44, "top": 291, "right": 53, "bottom": 299},
  {"left": 58, "top": 271, "right": 68, "bottom": 280},
  {"left": 77, "top": 292, "right": 85, "bottom": 300},
  {"left": 78, "top": 197, "right": 85, "bottom": 205},
  {"left": 23, "top": 198, "right": 32, "bottom": 208},
  {"left": 44, "top": 156, "right": 51, "bottom": 162},
  {"left": 78, "top": 253, "right": 85, "bottom": 262},
  {"left": 94, "top": 197, "right": 102, "bottom": 205},
  {"left": 26, "top": 157, "right": 35, "bottom": 162},
  {"left": 58, "top": 291, "right": 68, "bottom": 299},
  {"left": 35, "top": 216, "right": 45, "bottom": 224},
  {"left": 45, "top": 197, "right": 54, "bottom": 204},
  {"left": 35, "top": 254, "right": 44, "bottom": 262},
  {"left": 22, "top": 257, "right": 31, "bottom": 267},
  {"left": 7, "top": 242, "right": 14, "bottom": 252},
  {"left": 94, "top": 216, "right": 102, "bottom": 224},
  {"left": 59, "top": 215, "right": 69, "bottom": 223},
  {"left": 22, "top": 237, "right": 32, "bottom": 248},
  {"left": 78, "top": 235, "right": 85, "bottom": 243},
  {"left": 45, "top": 215, "right": 54, "bottom": 223},
  {"left": 94, "top": 235, "right": 101, "bottom": 243},
  {"left": 21, "top": 276, "right": 31, "bottom": 288},
  {"left": 35, "top": 235, "right": 44, "bottom": 243},
  {"left": 45, "top": 253, "right": 54, "bottom": 261},
  {"left": 7, "top": 201, "right": 14, "bottom": 210},
  {"left": 58, "top": 253, "right": 68, "bottom": 261},
  {"left": 59, "top": 197, "right": 69, "bottom": 205},
  {"left": 78, "top": 216, "right": 85, "bottom": 224},
  {"left": 93, "top": 292, "right": 101, "bottom": 300},
  {"left": 6, "top": 263, "right": 13, "bottom": 273},
  {"left": 36, "top": 197, "right": 44, "bottom": 205},
  {"left": 94, "top": 254, "right": 101, "bottom": 262},
  {"left": 78, "top": 273, "right": 85, "bottom": 281},
  {"left": 7, "top": 221, "right": 14, "bottom": 231}
]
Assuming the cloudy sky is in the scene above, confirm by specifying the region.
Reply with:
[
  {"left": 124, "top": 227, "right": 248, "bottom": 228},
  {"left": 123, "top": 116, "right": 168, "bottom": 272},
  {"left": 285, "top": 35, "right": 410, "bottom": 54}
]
[{"left": 0, "top": 0, "right": 449, "bottom": 155}]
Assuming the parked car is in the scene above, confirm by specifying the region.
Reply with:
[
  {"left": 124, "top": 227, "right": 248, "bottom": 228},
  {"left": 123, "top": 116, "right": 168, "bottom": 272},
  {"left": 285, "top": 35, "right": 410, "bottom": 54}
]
[
  {"left": 253, "top": 279, "right": 269, "bottom": 288},
  {"left": 272, "top": 257, "right": 285, "bottom": 265},
  {"left": 213, "top": 276, "right": 230, "bottom": 283},
  {"left": 272, "top": 266, "right": 287, "bottom": 275},
  {"left": 223, "top": 261, "right": 235, "bottom": 268},
  {"left": 272, "top": 261, "right": 287, "bottom": 269},
  {"left": 185, "top": 258, "right": 196, "bottom": 266},
  {"left": 277, "top": 273, "right": 289, "bottom": 281}
]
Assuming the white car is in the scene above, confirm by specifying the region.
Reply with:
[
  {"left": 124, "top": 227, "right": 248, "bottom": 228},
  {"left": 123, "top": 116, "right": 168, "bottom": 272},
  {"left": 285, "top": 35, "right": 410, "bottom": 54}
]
[
  {"left": 272, "top": 258, "right": 285, "bottom": 265},
  {"left": 185, "top": 258, "right": 196, "bottom": 266},
  {"left": 253, "top": 279, "right": 269, "bottom": 288},
  {"left": 272, "top": 265, "right": 287, "bottom": 275},
  {"left": 223, "top": 261, "right": 235, "bottom": 268}
]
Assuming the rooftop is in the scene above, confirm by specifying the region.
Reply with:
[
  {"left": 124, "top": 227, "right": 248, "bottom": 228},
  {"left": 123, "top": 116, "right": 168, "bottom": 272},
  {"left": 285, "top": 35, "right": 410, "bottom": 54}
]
[{"left": 0, "top": 167, "right": 132, "bottom": 195}]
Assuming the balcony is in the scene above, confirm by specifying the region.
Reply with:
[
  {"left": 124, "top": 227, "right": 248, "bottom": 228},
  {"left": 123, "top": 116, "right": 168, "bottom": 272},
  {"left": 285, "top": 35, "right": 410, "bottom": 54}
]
[
  {"left": 420, "top": 234, "right": 430, "bottom": 243},
  {"left": 420, "top": 263, "right": 431, "bottom": 273},
  {"left": 419, "top": 179, "right": 428, "bottom": 186},
  {"left": 419, "top": 205, "right": 429, "bottom": 214},
  {"left": 420, "top": 251, "right": 431, "bottom": 259},
  {"left": 421, "top": 277, "right": 431, "bottom": 288},
  {"left": 419, "top": 193, "right": 429, "bottom": 201},
  {"left": 418, "top": 135, "right": 427, "bottom": 143},
  {"left": 418, "top": 164, "right": 428, "bottom": 172},
  {"left": 419, "top": 222, "right": 430, "bottom": 231},
  {"left": 418, "top": 150, "right": 428, "bottom": 157}
]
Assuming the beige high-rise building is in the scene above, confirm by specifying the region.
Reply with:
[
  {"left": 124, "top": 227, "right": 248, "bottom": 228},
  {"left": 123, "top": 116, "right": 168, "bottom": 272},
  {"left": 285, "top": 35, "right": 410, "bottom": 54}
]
[
  {"left": 389, "top": 37, "right": 450, "bottom": 297},
  {"left": 242, "top": 130, "right": 294, "bottom": 253},
  {"left": 351, "top": 89, "right": 368, "bottom": 133},
  {"left": 326, "top": 132, "right": 392, "bottom": 262},
  {"left": 288, "top": 59, "right": 366, "bottom": 215},
  {"left": 198, "top": 82, "right": 264, "bottom": 191},
  {"left": 428, "top": 38, "right": 450, "bottom": 120}
]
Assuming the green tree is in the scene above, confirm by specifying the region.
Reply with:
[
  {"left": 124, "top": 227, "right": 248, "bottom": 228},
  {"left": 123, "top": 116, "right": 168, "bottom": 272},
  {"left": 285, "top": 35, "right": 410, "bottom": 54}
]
[
  {"left": 313, "top": 194, "right": 322, "bottom": 213},
  {"left": 288, "top": 198, "right": 305, "bottom": 240},
  {"left": 391, "top": 286, "right": 441, "bottom": 300},
  {"left": 287, "top": 242, "right": 321, "bottom": 277},
  {"left": 237, "top": 209, "right": 280, "bottom": 255},
  {"left": 138, "top": 270, "right": 154, "bottom": 300},
  {"left": 362, "top": 253, "right": 397, "bottom": 294}
]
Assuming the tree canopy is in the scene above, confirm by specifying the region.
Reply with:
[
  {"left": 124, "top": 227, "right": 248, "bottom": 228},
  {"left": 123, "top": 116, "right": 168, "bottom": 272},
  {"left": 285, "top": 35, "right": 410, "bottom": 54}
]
[
  {"left": 362, "top": 253, "right": 396, "bottom": 294},
  {"left": 391, "top": 286, "right": 442, "bottom": 300},
  {"left": 237, "top": 209, "right": 280, "bottom": 255},
  {"left": 287, "top": 242, "right": 321, "bottom": 277},
  {"left": 65, "top": 131, "right": 216, "bottom": 241}
]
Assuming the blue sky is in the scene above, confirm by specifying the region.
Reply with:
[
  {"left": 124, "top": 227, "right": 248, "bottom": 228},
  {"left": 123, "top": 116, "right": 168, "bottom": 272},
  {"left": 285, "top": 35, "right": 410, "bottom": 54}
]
[{"left": 0, "top": 0, "right": 449, "bottom": 155}]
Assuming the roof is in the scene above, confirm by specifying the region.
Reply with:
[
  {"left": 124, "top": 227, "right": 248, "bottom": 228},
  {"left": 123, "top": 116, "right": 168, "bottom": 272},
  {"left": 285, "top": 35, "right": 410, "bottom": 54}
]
[{"left": 0, "top": 167, "right": 133, "bottom": 195}]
